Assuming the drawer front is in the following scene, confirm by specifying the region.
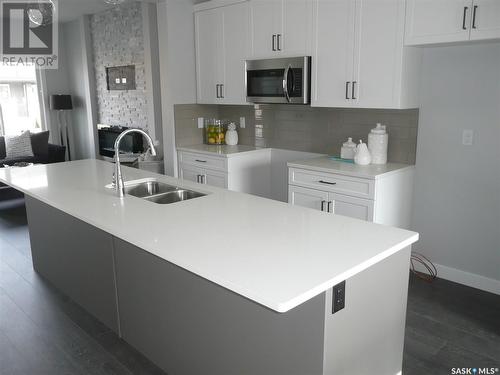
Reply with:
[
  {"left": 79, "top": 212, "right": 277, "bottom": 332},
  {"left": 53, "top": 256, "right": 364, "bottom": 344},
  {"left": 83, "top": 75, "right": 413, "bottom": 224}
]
[
  {"left": 289, "top": 168, "right": 375, "bottom": 199},
  {"left": 178, "top": 151, "right": 227, "bottom": 172}
]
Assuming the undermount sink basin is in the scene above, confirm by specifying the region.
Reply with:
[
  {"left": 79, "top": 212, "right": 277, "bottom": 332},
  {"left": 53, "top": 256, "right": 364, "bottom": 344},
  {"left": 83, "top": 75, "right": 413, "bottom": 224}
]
[
  {"left": 124, "top": 179, "right": 177, "bottom": 198},
  {"left": 144, "top": 189, "right": 206, "bottom": 204},
  {"left": 112, "top": 178, "right": 207, "bottom": 205}
]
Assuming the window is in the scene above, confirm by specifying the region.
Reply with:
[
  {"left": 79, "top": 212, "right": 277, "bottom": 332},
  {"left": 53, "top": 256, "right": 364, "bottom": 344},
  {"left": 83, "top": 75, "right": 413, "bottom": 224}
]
[{"left": 0, "top": 64, "right": 42, "bottom": 136}]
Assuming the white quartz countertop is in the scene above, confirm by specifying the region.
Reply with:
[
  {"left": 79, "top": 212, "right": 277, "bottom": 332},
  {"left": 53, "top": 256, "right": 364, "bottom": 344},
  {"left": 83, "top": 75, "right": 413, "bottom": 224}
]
[
  {"left": 288, "top": 156, "right": 414, "bottom": 179},
  {"left": 0, "top": 160, "right": 418, "bottom": 313},
  {"left": 177, "top": 144, "right": 268, "bottom": 157}
]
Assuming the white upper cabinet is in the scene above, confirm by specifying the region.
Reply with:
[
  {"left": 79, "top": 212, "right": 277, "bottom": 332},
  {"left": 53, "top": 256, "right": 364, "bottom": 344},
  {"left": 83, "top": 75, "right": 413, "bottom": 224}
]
[
  {"left": 195, "top": 9, "right": 222, "bottom": 104},
  {"left": 195, "top": 2, "right": 249, "bottom": 105},
  {"left": 250, "top": 0, "right": 313, "bottom": 58},
  {"left": 220, "top": 2, "right": 250, "bottom": 104},
  {"left": 250, "top": 0, "right": 282, "bottom": 57},
  {"left": 469, "top": 0, "right": 500, "bottom": 40},
  {"left": 405, "top": 0, "right": 500, "bottom": 45},
  {"left": 312, "top": 0, "right": 421, "bottom": 109},
  {"left": 312, "top": 0, "right": 356, "bottom": 107},
  {"left": 281, "top": 0, "right": 313, "bottom": 56}
]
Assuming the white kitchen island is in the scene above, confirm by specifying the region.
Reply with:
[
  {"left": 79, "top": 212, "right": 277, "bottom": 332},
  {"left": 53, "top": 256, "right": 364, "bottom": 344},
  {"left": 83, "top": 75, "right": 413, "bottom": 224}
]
[{"left": 0, "top": 160, "right": 418, "bottom": 375}]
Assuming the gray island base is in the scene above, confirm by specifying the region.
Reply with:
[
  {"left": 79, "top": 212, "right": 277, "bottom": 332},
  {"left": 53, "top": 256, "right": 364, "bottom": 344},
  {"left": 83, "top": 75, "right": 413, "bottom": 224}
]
[{"left": 26, "top": 196, "right": 410, "bottom": 375}]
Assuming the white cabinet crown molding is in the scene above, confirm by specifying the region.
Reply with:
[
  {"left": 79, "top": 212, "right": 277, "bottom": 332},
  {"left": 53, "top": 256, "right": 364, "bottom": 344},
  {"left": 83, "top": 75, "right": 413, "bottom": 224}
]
[{"left": 194, "top": 0, "right": 248, "bottom": 13}]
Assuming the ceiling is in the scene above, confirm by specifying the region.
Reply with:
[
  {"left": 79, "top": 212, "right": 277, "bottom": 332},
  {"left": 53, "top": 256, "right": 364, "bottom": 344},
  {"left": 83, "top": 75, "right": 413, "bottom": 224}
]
[{"left": 57, "top": 0, "right": 157, "bottom": 23}]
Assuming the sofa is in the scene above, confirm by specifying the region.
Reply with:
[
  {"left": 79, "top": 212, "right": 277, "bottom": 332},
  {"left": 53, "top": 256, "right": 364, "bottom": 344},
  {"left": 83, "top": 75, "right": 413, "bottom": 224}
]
[
  {"left": 0, "top": 131, "right": 66, "bottom": 166},
  {"left": 0, "top": 131, "right": 66, "bottom": 198}
]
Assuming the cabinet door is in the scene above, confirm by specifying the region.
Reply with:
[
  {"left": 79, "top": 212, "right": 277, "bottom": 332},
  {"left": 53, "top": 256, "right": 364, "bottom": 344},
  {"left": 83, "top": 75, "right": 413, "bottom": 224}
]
[
  {"left": 282, "top": 0, "right": 313, "bottom": 56},
  {"left": 288, "top": 185, "right": 329, "bottom": 211},
  {"left": 405, "top": 0, "right": 472, "bottom": 45},
  {"left": 469, "top": 0, "right": 500, "bottom": 40},
  {"left": 179, "top": 165, "right": 202, "bottom": 183},
  {"left": 250, "top": 0, "right": 282, "bottom": 57},
  {"left": 180, "top": 164, "right": 228, "bottom": 189},
  {"left": 353, "top": 0, "right": 405, "bottom": 108},
  {"left": 204, "top": 169, "right": 228, "bottom": 189},
  {"left": 328, "top": 192, "right": 374, "bottom": 221},
  {"left": 221, "top": 2, "right": 250, "bottom": 105},
  {"left": 311, "top": 0, "right": 356, "bottom": 107},
  {"left": 195, "top": 9, "right": 223, "bottom": 104}
]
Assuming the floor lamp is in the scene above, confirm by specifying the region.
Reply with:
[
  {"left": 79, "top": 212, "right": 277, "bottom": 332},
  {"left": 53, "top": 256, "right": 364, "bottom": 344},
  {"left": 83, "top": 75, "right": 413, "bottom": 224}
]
[{"left": 50, "top": 95, "right": 73, "bottom": 160}]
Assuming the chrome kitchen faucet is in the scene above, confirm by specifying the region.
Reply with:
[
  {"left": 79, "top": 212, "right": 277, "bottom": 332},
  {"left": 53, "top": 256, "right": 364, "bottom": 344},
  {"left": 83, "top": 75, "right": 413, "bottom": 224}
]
[{"left": 113, "top": 128, "right": 157, "bottom": 198}]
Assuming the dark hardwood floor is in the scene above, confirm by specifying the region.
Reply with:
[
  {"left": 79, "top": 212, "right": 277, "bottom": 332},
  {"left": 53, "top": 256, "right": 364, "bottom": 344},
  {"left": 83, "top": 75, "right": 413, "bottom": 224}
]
[{"left": 0, "top": 197, "right": 499, "bottom": 375}]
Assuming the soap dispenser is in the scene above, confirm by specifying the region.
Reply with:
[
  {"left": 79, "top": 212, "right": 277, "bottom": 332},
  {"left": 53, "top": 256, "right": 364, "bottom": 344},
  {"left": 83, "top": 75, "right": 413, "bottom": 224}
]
[{"left": 354, "top": 140, "right": 371, "bottom": 166}]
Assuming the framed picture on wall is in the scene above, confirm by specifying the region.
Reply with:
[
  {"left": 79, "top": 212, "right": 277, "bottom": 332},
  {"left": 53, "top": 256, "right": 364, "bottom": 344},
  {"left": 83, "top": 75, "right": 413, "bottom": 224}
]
[{"left": 106, "top": 65, "right": 136, "bottom": 90}]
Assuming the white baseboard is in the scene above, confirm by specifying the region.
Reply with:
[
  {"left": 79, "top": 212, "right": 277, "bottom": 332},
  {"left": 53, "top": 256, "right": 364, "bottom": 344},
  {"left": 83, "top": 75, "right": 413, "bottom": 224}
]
[{"left": 434, "top": 263, "right": 500, "bottom": 295}]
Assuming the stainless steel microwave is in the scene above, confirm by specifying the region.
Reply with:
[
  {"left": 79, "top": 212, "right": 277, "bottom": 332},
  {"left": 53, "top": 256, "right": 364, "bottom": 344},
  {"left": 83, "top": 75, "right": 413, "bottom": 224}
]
[{"left": 245, "top": 56, "right": 311, "bottom": 104}]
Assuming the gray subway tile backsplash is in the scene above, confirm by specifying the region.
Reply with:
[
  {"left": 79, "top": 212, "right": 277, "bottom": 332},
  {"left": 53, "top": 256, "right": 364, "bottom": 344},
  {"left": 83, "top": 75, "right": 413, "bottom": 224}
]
[{"left": 174, "top": 104, "right": 419, "bottom": 164}]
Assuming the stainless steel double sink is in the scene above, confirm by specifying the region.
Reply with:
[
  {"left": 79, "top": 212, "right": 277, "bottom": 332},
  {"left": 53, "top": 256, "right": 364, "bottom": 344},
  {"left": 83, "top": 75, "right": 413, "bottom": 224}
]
[{"left": 115, "top": 179, "right": 206, "bottom": 205}]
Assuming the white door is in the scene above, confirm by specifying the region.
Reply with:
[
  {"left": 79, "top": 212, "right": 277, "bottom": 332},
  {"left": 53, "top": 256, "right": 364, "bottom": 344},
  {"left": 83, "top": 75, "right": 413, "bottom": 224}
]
[
  {"left": 469, "top": 0, "right": 500, "bottom": 40},
  {"left": 328, "top": 192, "right": 374, "bottom": 221},
  {"left": 353, "top": 0, "right": 405, "bottom": 108},
  {"left": 250, "top": 0, "right": 282, "bottom": 57},
  {"left": 220, "top": 2, "right": 250, "bottom": 105},
  {"left": 288, "top": 185, "right": 329, "bottom": 212},
  {"left": 405, "top": 0, "right": 473, "bottom": 45},
  {"left": 195, "top": 9, "right": 223, "bottom": 104},
  {"left": 311, "top": 0, "right": 357, "bottom": 107},
  {"left": 281, "top": 0, "right": 313, "bottom": 56}
]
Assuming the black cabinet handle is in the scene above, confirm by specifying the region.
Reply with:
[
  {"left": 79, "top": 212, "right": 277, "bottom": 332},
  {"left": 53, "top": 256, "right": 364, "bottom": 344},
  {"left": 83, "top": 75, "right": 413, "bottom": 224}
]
[
  {"left": 352, "top": 81, "right": 357, "bottom": 100},
  {"left": 318, "top": 180, "right": 337, "bottom": 185},
  {"left": 328, "top": 201, "right": 334, "bottom": 214},
  {"left": 463, "top": 6, "right": 469, "bottom": 30},
  {"left": 272, "top": 34, "right": 276, "bottom": 51},
  {"left": 321, "top": 200, "right": 326, "bottom": 212},
  {"left": 195, "top": 159, "right": 207, "bottom": 163},
  {"left": 472, "top": 5, "right": 478, "bottom": 29},
  {"left": 345, "top": 81, "right": 350, "bottom": 100},
  {"left": 277, "top": 34, "right": 282, "bottom": 51}
]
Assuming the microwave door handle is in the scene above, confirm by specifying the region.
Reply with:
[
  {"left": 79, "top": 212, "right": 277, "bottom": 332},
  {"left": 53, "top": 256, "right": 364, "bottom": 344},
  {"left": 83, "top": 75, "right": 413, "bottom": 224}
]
[{"left": 283, "top": 65, "right": 291, "bottom": 103}]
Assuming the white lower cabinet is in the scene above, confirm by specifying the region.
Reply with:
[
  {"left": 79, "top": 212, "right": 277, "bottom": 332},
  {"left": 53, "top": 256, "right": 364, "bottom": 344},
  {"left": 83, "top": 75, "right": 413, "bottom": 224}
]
[
  {"left": 288, "top": 165, "right": 414, "bottom": 227},
  {"left": 178, "top": 149, "right": 272, "bottom": 198},
  {"left": 179, "top": 164, "right": 228, "bottom": 189},
  {"left": 289, "top": 185, "right": 374, "bottom": 222}
]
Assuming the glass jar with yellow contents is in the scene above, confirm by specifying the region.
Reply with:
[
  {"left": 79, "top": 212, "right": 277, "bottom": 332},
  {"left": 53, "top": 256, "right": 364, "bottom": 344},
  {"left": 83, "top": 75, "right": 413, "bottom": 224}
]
[{"left": 204, "top": 119, "right": 228, "bottom": 145}]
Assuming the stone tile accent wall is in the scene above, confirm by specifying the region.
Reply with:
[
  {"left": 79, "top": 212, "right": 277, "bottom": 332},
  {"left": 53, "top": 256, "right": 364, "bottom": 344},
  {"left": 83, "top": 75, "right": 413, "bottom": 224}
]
[
  {"left": 174, "top": 104, "right": 419, "bottom": 164},
  {"left": 90, "top": 3, "right": 148, "bottom": 129}
]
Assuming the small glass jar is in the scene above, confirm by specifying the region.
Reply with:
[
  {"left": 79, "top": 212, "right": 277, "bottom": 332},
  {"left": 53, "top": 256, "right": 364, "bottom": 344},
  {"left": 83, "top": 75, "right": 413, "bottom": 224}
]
[{"left": 204, "top": 119, "right": 228, "bottom": 145}]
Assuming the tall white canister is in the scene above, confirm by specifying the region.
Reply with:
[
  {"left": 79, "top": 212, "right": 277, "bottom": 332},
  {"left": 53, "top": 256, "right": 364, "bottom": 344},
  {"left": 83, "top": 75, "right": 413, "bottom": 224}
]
[{"left": 368, "top": 123, "right": 388, "bottom": 165}]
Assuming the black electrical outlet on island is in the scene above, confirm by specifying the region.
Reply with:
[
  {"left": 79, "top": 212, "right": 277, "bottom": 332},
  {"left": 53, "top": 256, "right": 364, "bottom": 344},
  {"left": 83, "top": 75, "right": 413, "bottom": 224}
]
[{"left": 332, "top": 281, "right": 346, "bottom": 314}]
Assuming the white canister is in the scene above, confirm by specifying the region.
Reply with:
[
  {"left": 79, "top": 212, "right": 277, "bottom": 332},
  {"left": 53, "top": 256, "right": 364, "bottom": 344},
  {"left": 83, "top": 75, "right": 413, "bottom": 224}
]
[
  {"left": 368, "top": 123, "right": 388, "bottom": 165},
  {"left": 340, "top": 137, "right": 357, "bottom": 160},
  {"left": 225, "top": 123, "right": 239, "bottom": 146}
]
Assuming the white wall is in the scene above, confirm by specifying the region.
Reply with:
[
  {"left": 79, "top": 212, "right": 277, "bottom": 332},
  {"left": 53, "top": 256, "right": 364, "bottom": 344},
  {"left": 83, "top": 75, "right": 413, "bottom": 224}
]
[
  {"left": 412, "top": 42, "right": 500, "bottom": 294},
  {"left": 61, "top": 18, "right": 97, "bottom": 160},
  {"left": 41, "top": 24, "right": 71, "bottom": 145},
  {"left": 157, "top": 0, "right": 197, "bottom": 176}
]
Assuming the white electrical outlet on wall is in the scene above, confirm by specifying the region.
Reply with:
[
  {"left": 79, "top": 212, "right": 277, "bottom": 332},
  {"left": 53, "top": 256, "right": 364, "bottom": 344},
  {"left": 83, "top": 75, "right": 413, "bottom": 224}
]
[
  {"left": 462, "top": 129, "right": 474, "bottom": 146},
  {"left": 197, "top": 117, "right": 204, "bottom": 129}
]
